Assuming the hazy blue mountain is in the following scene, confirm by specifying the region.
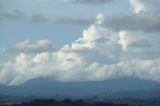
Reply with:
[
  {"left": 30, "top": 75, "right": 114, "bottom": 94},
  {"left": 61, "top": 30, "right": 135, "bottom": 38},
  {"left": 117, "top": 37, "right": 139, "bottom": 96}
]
[{"left": 0, "top": 77, "right": 160, "bottom": 99}]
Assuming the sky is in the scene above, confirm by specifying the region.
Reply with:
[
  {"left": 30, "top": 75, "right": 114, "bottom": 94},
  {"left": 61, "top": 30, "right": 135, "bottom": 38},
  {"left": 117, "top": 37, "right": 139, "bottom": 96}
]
[{"left": 0, "top": 0, "right": 160, "bottom": 85}]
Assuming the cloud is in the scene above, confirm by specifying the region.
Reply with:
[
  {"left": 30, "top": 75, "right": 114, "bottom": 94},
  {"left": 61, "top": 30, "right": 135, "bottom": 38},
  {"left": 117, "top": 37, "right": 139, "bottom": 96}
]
[
  {"left": 31, "top": 14, "right": 49, "bottom": 24},
  {"left": 0, "top": 63, "right": 16, "bottom": 85},
  {"left": 70, "top": 0, "right": 113, "bottom": 5},
  {"left": 128, "top": 39, "right": 151, "bottom": 47},
  {"left": 56, "top": 11, "right": 160, "bottom": 32},
  {"left": 133, "top": 0, "right": 160, "bottom": 12},
  {"left": 0, "top": 9, "right": 48, "bottom": 24},
  {"left": 13, "top": 40, "right": 53, "bottom": 53},
  {"left": 0, "top": 48, "right": 5, "bottom": 55},
  {"left": 0, "top": 10, "right": 26, "bottom": 21},
  {"left": 105, "top": 11, "right": 160, "bottom": 32},
  {"left": 129, "top": 0, "right": 146, "bottom": 14},
  {"left": 56, "top": 17, "right": 92, "bottom": 25},
  {"left": 118, "top": 30, "right": 160, "bottom": 57},
  {"left": 0, "top": 14, "right": 160, "bottom": 85}
]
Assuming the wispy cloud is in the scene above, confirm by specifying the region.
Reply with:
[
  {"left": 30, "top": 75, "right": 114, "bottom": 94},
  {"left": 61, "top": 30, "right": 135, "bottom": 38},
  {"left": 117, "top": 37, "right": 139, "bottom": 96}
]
[
  {"left": 31, "top": 14, "right": 49, "bottom": 24},
  {"left": 0, "top": 10, "right": 26, "bottom": 21},
  {"left": 13, "top": 40, "right": 53, "bottom": 53},
  {"left": 56, "top": 17, "right": 92, "bottom": 25}
]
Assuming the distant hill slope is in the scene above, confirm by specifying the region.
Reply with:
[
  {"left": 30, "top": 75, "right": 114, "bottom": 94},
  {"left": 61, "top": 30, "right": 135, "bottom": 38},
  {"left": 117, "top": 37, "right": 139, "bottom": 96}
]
[{"left": 0, "top": 77, "right": 160, "bottom": 98}]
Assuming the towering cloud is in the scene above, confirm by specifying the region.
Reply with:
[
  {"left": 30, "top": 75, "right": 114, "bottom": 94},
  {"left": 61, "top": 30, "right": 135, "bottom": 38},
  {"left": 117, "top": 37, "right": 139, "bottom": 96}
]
[{"left": 0, "top": 12, "right": 160, "bottom": 85}]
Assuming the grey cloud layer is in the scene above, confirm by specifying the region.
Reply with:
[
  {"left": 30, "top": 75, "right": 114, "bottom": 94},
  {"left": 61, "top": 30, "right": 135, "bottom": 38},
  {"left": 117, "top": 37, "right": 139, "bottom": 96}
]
[
  {"left": 0, "top": 10, "right": 49, "bottom": 24},
  {"left": 57, "top": 17, "right": 92, "bottom": 25},
  {"left": 0, "top": 10, "right": 26, "bottom": 21},
  {"left": 31, "top": 14, "right": 49, "bottom": 23},
  {"left": 105, "top": 11, "right": 160, "bottom": 32},
  {"left": 57, "top": 11, "right": 160, "bottom": 32},
  {"left": 128, "top": 39, "right": 151, "bottom": 47}
]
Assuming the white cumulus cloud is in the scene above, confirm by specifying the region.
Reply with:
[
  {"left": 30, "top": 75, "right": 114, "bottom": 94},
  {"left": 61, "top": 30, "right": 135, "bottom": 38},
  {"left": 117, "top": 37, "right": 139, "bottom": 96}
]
[
  {"left": 14, "top": 40, "right": 53, "bottom": 53},
  {"left": 129, "top": 0, "right": 146, "bottom": 14},
  {"left": 0, "top": 12, "right": 160, "bottom": 85}
]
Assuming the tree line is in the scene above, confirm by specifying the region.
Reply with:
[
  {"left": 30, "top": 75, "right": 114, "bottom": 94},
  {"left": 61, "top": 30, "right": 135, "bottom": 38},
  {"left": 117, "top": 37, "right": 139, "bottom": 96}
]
[{"left": 0, "top": 99, "right": 143, "bottom": 106}]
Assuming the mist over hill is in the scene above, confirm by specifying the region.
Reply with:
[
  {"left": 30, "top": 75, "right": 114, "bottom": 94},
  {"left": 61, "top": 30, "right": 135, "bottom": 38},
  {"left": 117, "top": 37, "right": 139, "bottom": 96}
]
[{"left": 0, "top": 77, "right": 160, "bottom": 98}]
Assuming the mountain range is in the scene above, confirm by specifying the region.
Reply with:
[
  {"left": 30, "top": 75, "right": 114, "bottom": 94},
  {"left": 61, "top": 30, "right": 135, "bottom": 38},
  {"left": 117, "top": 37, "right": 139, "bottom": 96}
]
[{"left": 0, "top": 77, "right": 160, "bottom": 99}]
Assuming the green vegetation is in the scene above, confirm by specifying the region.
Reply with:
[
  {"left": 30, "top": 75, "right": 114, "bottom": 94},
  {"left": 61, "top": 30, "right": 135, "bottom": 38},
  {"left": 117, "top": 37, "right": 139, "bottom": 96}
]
[{"left": 0, "top": 99, "right": 143, "bottom": 106}]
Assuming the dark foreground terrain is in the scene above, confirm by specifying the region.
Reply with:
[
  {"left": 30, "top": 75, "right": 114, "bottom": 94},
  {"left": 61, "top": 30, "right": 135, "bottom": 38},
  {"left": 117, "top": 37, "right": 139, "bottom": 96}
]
[
  {"left": 0, "top": 99, "right": 143, "bottom": 106},
  {"left": 1, "top": 78, "right": 160, "bottom": 106}
]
